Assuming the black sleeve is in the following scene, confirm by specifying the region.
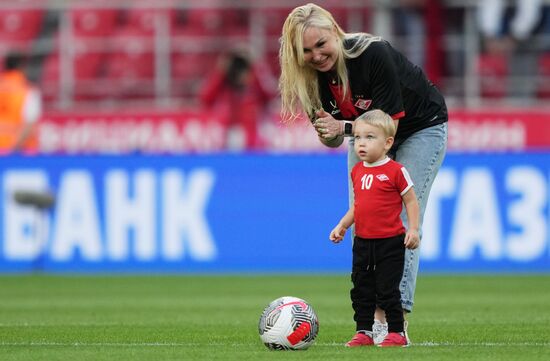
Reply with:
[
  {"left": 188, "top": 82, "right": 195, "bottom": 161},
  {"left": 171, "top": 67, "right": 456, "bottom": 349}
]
[{"left": 364, "top": 42, "right": 405, "bottom": 119}]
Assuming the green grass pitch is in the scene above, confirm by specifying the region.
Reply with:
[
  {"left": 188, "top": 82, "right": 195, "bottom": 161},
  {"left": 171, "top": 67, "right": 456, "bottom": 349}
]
[{"left": 0, "top": 274, "right": 549, "bottom": 360}]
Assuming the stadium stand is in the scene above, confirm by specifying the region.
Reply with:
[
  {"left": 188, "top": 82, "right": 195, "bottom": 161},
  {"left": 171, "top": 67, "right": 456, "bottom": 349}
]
[
  {"left": 41, "top": 47, "right": 106, "bottom": 102},
  {"left": 0, "top": 1, "right": 548, "bottom": 110},
  {"left": 477, "top": 53, "right": 508, "bottom": 99},
  {"left": 103, "top": 27, "right": 155, "bottom": 99}
]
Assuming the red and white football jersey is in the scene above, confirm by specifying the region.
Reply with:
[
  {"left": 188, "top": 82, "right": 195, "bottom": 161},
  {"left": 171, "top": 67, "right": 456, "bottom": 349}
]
[{"left": 351, "top": 157, "right": 414, "bottom": 239}]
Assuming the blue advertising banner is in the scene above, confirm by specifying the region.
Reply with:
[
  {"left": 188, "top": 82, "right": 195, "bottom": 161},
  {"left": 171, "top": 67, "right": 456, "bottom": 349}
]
[{"left": 0, "top": 153, "right": 548, "bottom": 273}]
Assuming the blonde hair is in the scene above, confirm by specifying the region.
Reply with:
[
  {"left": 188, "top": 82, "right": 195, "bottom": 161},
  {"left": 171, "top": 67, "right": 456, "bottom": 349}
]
[
  {"left": 279, "top": 3, "right": 381, "bottom": 122},
  {"left": 355, "top": 109, "right": 397, "bottom": 138}
]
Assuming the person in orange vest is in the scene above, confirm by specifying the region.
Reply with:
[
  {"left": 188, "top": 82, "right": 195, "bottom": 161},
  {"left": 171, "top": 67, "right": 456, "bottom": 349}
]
[{"left": 0, "top": 52, "right": 42, "bottom": 154}]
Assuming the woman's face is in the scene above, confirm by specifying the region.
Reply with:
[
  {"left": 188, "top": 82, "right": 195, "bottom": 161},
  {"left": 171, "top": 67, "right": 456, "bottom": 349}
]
[{"left": 301, "top": 26, "right": 339, "bottom": 72}]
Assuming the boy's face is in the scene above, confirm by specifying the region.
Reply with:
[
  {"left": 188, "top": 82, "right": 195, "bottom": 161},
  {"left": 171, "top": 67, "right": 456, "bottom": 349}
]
[{"left": 353, "top": 121, "right": 394, "bottom": 163}]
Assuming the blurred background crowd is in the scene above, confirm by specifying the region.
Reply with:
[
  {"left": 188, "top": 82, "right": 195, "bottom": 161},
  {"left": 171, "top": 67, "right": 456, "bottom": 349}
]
[{"left": 1, "top": 0, "right": 549, "bottom": 153}]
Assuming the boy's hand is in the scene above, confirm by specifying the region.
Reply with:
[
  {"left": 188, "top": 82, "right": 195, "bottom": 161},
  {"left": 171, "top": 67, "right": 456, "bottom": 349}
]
[
  {"left": 329, "top": 224, "right": 347, "bottom": 243},
  {"left": 404, "top": 228, "right": 420, "bottom": 249}
]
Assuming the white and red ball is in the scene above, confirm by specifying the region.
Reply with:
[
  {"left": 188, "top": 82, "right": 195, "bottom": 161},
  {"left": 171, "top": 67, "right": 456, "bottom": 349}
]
[{"left": 258, "top": 296, "right": 319, "bottom": 350}]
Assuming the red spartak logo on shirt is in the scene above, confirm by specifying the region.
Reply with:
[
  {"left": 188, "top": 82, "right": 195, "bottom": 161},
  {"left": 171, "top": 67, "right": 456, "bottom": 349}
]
[{"left": 354, "top": 99, "right": 372, "bottom": 110}]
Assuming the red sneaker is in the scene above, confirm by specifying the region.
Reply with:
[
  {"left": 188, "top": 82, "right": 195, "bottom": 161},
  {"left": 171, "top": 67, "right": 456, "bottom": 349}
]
[
  {"left": 378, "top": 332, "right": 408, "bottom": 347},
  {"left": 345, "top": 332, "right": 374, "bottom": 347}
]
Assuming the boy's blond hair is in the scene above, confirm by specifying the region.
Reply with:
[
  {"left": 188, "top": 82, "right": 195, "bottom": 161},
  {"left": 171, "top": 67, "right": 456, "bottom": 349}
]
[{"left": 355, "top": 109, "right": 397, "bottom": 138}]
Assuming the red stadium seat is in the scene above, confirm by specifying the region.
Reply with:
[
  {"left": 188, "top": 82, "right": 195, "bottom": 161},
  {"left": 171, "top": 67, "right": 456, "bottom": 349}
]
[
  {"left": 0, "top": 6, "right": 43, "bottom": 40},
  {"left": 265, "top": 51, "right": 280, "bottom": 77},
  {"left": 180, "top": 6, "right": 248, "bottom": 36},
  {"left": 40, "top": 40, "right": 106, "bottom": 102},
  {"left": 536, "top": 53, "right": 550, "bottom": 99},
  {"left": 123, "top": 4, "right": 177, "bottom": 35},
  {"left": 477, "top": 53, "right": 508, "bottom": 98},
  {"left": 172, "top": 52, "right": 215, "bottom": 80},
  {"left": 105, "top": 29, "right": 154, "bottom": 78},
  {"left": 170, "top": 51, "right": 217, "bottom": 98},
  {"left": 259, "top": 7, "right": 291, "bottom": 36},
  {"left": 40, "top": 54, "right": 59, "bottom": 102},
  {"left": 102, "top": 27, "right": 155, "bottom": 98},
  {"left": 71, "top": 35, "right": 106, "bottom": 79},
  {"left": 325, "top": 6, "right": 349, "bottom": 29},
  {"left": 0, "top": 5, "right": 44, "bottom": 51},
  {"left": 182, "top": 7, "right": 224, "bottom": 35},
  {"left": 70, "top": 7, "right": 120, "bottom": 37}
]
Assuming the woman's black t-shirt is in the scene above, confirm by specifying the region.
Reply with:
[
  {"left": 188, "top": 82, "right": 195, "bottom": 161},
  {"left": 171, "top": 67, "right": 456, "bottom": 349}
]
[{"left": 318, "top": 38, "right": 447, "bottom": 143}]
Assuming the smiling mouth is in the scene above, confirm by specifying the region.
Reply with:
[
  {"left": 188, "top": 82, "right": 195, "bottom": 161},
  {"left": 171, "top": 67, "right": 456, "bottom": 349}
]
[{"left": 314, "top": 57, "right": 329, "bottom": 67}]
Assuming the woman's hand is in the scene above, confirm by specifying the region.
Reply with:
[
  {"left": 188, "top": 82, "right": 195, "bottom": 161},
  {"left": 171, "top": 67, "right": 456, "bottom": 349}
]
[
  {"left": 313, "top": 109, "right": 344, "bottom": 147},
  {"left": 313, "top": 109, "right": 342, "bottom": 139}
]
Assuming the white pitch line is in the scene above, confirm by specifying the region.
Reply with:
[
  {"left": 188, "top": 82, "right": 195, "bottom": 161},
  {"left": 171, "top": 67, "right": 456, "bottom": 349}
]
[
  {"left": 417, "top": 341, "right": 550, "bottom": 347},
  {"left": 0, "top": 342, "right": 194, "bottom": 347},
  {"left": 1, "top": 341, "right": 549, "bottom": 348},
  {"left": 318, "top": 341, "right": 550, "bottom": 347}
]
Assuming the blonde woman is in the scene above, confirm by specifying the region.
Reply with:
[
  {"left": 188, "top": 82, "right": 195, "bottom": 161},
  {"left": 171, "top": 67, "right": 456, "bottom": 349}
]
[{"left": 279, "top": 3, "right": 448, "bottom": 346}]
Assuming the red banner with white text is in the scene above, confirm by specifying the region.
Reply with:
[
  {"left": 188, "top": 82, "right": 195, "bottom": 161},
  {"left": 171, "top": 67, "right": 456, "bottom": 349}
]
[
  {"left": 34, "top": 109, "right": 550, "bottom": 154},
  {"left": 448, "top": 109, "right": 550, "bottom": 152}
]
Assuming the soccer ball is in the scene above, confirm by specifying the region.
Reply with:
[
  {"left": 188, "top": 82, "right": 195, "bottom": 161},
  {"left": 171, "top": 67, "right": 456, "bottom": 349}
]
[{"left": 258, "top": 296, "right": 319, "bottom": 350}]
